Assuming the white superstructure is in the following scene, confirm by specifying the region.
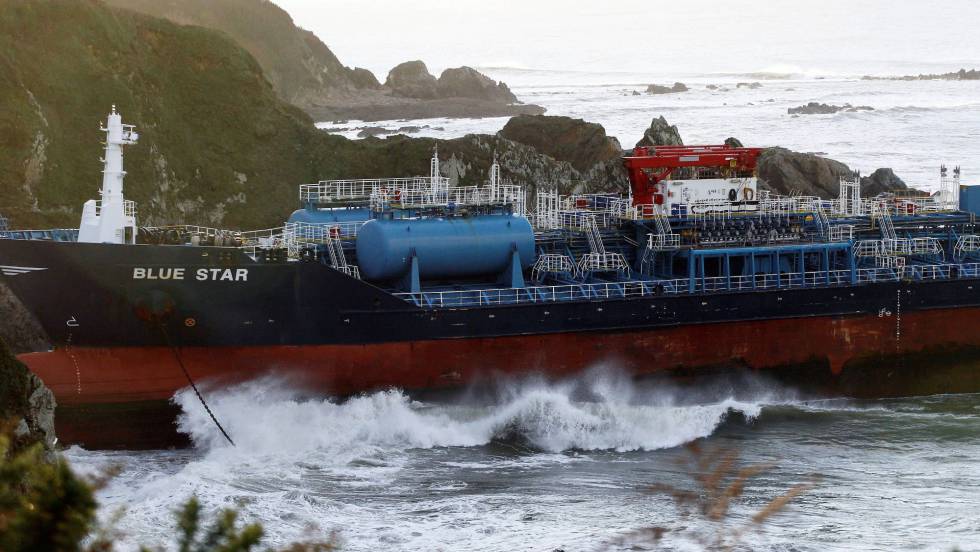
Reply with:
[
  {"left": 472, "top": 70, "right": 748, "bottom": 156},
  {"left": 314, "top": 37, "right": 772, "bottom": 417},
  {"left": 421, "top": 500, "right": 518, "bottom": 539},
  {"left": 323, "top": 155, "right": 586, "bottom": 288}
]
[
  {"left": 662, "top": 177, "right": 758, "bottom": 214},
  {"left": 78, "top": 106, "right": 139, "bottom": 244}
]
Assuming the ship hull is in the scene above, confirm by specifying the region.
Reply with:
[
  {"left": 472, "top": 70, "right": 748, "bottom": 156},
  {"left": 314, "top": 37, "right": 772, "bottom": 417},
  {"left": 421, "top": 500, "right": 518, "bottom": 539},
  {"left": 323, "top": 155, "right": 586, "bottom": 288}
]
[
  {"left": 4, "top": 239, "right": 980, "bottom": 448},
  {"left": 22, "top": 307, "right": 980, "bottom": 448}
]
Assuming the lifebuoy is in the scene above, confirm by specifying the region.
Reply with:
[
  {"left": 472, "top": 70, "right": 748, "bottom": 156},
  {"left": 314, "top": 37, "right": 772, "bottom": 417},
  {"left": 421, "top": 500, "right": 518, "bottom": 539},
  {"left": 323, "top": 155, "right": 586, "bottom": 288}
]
[
  {"left": 743, "top": 187, "right": 755, "bottom": 201},
  {"left": 728, "top": 189, "right": 738, "bottom": 201}
]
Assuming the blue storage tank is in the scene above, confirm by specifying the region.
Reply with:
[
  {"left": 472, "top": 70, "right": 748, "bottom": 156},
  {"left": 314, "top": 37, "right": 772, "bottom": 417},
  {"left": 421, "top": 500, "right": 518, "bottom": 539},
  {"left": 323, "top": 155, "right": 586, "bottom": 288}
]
[
  {"left": 288, "top": 207, "right": 371, "bottom": 224},
  {"left": 356, "top": 215, "right": 535, "bottom": 280},
  {"left": 960, "top": 185, "right": 980, "bottom": 216}
]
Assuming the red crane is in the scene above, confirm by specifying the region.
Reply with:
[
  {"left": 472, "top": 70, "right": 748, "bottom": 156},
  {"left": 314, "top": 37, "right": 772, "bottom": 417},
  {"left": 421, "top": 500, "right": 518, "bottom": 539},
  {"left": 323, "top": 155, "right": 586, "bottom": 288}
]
[{"left": 623, "top": 145, "right": 764, "bottom": 207}]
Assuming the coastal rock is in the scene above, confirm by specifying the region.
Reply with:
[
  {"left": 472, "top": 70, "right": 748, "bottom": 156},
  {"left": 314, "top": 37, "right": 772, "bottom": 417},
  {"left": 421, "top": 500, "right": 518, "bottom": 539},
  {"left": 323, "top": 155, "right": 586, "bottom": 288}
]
[
  {"left": 635, "top": 116, "right": 684, "bottom": 148},
  {"left": 0, "top": 338, "right": 56, "bottom": 451},
  {"left": 437, "top": 67, "right": 518, "bottom": 103},
  {"left": 356, "top": 126, "right": 391, "bottom": 138},
  {"left": 736, "top": 82, "right": 762, "bottom": 89},
  {"left": 862, "top": 68, "right": 979, "bottom": 81},
  {"left": 757, "top": 147, "right": 856, "bottom": 198},
  {"left": 788, "top": 102, "right": 874, "bottom": 115},
  {"left": 860, "top": 168, "right": 908, "bottom": 196},
  {"left": 646, "top": 82, "right": 689, "bottom": 95},
  {"left": 724, "top": 137, "right": 744, "bottom": 148},
  {"left": 0, "top": 282, "right": 49, "bottom": 354},
  {"left": 349, "top": 67, "right": 382, "bottom": 89},
  {"left": 499, "top": 115, "right": 623, "bottom": 172},
  {"left": 385, "top": 60, "right": 440, "bottom": 99}
]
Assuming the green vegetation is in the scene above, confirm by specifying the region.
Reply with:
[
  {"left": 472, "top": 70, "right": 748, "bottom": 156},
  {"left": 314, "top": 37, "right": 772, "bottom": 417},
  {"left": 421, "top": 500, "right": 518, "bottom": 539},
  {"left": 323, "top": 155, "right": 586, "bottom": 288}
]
[
  {"left": 0, "top": 425, "right": 337, "bottom": 551},
  {"left": 0, "top": 429, "right": 101, "bottom": 551},
  {"left": 0, "top": 0, "right": 597, "bottom": 231},
  {"left": 102, "top": 0, "right": 375, "bottom": 107}
]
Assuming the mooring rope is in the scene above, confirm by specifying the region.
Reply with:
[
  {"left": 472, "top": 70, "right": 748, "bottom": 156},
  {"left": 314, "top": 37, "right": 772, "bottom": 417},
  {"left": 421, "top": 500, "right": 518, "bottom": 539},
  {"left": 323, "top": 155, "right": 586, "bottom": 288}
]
[{"left": 158, "top": 323, "right": 236, "bottom": 447}]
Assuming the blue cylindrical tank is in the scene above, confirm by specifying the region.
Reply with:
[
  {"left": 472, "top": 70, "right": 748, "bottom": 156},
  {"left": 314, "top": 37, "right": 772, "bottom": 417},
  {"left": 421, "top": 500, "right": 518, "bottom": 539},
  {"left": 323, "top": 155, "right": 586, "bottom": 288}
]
[
  {"left": 288, "top": 207, "right": 371, "bottom": 224},
  {"left": 356, "top": 215, "right": 535, "bottom": 280}
]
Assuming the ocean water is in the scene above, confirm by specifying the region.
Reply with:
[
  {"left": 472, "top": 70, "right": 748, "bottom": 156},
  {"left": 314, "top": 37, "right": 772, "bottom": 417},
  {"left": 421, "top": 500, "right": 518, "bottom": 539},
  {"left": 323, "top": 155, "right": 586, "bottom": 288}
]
[
  {"left": 67, "top": 372, "right": 980, "bottom": 551},
  {"left": 319, "top": 72, "right": 980, "bottom": 193}
]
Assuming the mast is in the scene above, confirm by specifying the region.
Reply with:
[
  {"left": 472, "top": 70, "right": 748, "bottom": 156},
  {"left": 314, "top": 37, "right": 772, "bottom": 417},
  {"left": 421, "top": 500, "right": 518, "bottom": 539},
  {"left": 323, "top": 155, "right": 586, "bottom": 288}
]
[{"left": 78, "top": 105, "right": 139, "bottom": 244}]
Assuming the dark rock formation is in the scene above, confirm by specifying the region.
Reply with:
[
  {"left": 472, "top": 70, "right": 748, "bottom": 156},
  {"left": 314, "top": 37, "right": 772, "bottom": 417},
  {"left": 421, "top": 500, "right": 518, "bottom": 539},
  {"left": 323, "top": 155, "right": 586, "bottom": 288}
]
[
  {"left": 349, "top": 67, "right": 382, "bottom": 89},
  {"left": 385, "top": 61, "right": 440, "bottom": 99},
  {"left": 499, "top": 115, "right": 623, "bottom": 172},
  {"left": 356, "top": 126, "right": 392, "bottom": 138},
  {"left": 437, "top": 67, "right": 518, "bottom": 103},
  {"left": 758, "top": 150, "right": 909, "bottom": 199},
  {"left": 736, "top": 82, "right": 762, "bottom": 89},
  {"left": 646, "top": 82, "right": 689, "bottom": 95},
  {"left": 0, "top": 283, "right": 49, "bottom": 355},
  {"left": 757, "top": 147, "right": 856, "bottom": 198},
  {"left": 0, "top": 338, "right": 56, "bottom": 451},
  {"left": 788, "top": 102, "right": 874, "bottom": 115},
  {"left": 635, "top": 116, "right": 684, "bottom": 148},
  {"left": 860, "top": 168, "right": 907, "bottom": 196},
  {"left": 862, "top": 68, "right": 980, "bottom": 81},
  {"left": 724, "top": 137, "right": 744, "bottom": 148}
]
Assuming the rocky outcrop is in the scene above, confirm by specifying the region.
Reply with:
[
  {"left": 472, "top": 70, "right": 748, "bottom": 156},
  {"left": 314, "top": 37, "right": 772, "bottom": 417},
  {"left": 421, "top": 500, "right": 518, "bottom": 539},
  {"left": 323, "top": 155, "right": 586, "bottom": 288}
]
[
  {"left": 0, "top": 283, "right": 49, "bottom": 355},
  {"left": 724, "top": 137, "right": 744, "bottom": 148},
  {"left": 757, "top": 148, "right": 848, "bottom": 198},
  {"left": 736, "top": 82, "right": 762, "bottom": 89},
  {"left": 349, "top": 67, "right": 382, "bottom": 90},
  {"left": 788, "top": 102, "right": 874, "bottom": 115},
  {"left": 385, "top": 61, "right": 440, "bottom": 99},
  {"left": 860, "top": 168, "right": 908, "bottom": 196},
  {"left": 635, "top": 116, "right": 684, "bottom": 148},
  {"left": 385, "top": 63, "right": 520, "bottom": 104},
  {"left": 757, "top": 147, "right": 856, "bottom": 198},
  {"left": 0, "top": 338, "right": 56, "bottom": 451},
  {"left": 437, "top": 67, "right": 518, "bottom": 103},
  {"left": 863, "top": 68, "right": 979, "bottom": 81},
  {"left": 646, "top": 82, "right": 689, "bottom": 95},
  {"left": 499, "top": 115, "right": 623, "bottom": 172}
]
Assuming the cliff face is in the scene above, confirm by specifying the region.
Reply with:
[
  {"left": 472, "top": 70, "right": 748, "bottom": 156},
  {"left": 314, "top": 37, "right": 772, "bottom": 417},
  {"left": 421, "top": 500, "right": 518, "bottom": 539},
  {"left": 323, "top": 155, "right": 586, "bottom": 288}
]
[
  {"left": 0, "top": 339, "right": 56, "bottom": 451},
  {"left": 103, "top": 0, "right": 542, "bottom": 121}
]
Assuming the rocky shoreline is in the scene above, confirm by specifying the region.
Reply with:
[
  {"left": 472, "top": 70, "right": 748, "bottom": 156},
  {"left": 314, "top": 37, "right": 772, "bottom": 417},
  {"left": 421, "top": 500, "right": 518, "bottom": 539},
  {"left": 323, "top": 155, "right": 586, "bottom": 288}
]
[{"left": 862, "top": 68, "right": 979, "bottom": 81}]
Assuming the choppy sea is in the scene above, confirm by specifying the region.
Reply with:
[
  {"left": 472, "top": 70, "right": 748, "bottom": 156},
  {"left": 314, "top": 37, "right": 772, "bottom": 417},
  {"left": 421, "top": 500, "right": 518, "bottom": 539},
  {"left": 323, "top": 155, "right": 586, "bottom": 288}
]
[
  {"left": 320, "top": 70, "right": 980, "bottom": 193},
  {"left": 70, "top": 71, "right": 980, "bottom": 551},
  {"left": 68, "top": 371, "right": 980, "bottom": 551}
]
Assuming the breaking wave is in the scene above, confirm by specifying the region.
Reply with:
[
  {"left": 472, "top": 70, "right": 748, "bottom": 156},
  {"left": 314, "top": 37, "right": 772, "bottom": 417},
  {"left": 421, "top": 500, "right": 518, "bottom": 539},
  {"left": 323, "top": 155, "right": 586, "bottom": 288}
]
[{"left": 174, "top": 373, "right": 766, "bottom": 457}]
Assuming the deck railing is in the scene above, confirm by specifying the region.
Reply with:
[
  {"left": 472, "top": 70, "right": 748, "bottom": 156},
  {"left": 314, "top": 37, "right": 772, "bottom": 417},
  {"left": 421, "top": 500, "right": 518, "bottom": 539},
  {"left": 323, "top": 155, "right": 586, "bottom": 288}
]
[{"left": 394, "top": 263, "right": 980, "bottom": 308}]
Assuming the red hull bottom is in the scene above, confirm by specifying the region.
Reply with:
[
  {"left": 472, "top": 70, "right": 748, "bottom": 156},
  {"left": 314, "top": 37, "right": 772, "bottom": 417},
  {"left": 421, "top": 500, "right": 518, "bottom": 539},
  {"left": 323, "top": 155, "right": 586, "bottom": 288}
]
[{"left": 20, "top": 308, "right": 980, "bottom": 449}]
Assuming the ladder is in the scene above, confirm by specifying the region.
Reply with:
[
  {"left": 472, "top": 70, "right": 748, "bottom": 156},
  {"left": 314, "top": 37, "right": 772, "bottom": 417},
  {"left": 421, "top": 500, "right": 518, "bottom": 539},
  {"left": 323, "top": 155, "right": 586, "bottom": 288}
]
[{"left": 325, "top": 226, "right": 360, "bottom": 278}]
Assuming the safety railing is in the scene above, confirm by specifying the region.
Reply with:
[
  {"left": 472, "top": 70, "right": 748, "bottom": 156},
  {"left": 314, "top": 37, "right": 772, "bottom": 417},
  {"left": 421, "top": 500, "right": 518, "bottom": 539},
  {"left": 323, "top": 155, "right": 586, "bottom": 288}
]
[
  {"left": 392, "top": 263, "right": 980, "bottom": 308},
  {"left": 300, "top": 177, "right": 450, "bottom": 203}
]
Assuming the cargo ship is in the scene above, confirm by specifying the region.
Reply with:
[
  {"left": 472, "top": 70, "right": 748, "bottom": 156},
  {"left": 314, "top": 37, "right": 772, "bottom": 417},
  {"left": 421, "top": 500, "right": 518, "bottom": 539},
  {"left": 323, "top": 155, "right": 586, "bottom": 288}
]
[{"left": 3, "top": 108, "right": 980, "bottom": 449}]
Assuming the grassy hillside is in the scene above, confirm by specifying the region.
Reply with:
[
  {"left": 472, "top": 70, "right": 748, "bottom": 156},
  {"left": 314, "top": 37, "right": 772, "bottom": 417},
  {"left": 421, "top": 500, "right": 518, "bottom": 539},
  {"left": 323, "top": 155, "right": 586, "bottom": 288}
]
[
  {"left": 0, "top": 0, "right": 323, "bottom": 227},
  {"left": 102, "top": 0, "right": 375, "bottom": 107},
  {"left": 0, "top": 0, "right": 617, "bottom": 230}
]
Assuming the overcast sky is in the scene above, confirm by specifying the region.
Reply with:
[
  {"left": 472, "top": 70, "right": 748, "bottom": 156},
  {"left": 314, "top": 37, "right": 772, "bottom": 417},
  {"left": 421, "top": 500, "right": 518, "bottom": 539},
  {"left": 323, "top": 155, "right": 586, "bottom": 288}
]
[{"left": 272, "top": 0, "right": 980, "bottom": 79}]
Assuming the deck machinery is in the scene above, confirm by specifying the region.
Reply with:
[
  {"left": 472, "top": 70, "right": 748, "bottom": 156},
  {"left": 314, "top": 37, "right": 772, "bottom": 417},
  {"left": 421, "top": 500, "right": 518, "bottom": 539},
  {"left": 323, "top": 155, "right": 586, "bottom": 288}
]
[{"left": 263, "top": 144, "right": 977, "bottom": 308}]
